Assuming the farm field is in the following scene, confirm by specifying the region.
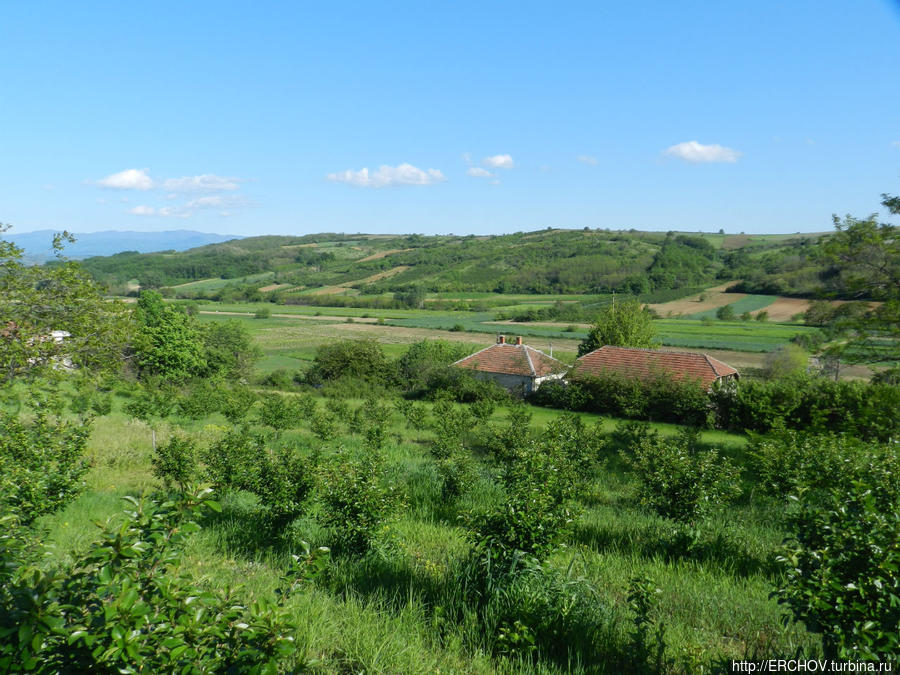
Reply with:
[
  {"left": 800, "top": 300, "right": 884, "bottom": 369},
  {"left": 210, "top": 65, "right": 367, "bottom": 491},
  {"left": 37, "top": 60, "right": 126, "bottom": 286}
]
[
  {"left": 195, "top": 300, "right": 820, "bottom": 353},
  {"left": 197, "top": 312, "right": 885, "bottom": 381}
]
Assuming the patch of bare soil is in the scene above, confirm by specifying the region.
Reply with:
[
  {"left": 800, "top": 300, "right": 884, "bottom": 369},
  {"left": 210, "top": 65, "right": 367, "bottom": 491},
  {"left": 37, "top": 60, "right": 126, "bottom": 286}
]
[
  {"left": 648, "top": 291, "right": 747, "bottom": 317},
  {"left": 721, "top": 236, "right": 752, "bottom": 250},
  {"left": 337, "top": 266, "right": 410, "bottom": 286},
  {"left": 357, "top": 248, "right": 413, "bottom": 262}
]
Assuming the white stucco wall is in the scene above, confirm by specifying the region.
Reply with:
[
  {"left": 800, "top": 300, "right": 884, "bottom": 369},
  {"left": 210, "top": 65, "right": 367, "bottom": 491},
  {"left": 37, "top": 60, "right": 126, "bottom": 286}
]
[{"left": 472, "top": 370, "right": 564, "bottom": 395}]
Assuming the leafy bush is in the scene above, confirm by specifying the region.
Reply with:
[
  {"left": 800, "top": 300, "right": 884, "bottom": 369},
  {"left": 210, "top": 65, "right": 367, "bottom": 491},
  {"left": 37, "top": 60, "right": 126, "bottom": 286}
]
[
  {"left": 762, "top": 344, "right": 808, "bottom": 380},
  {"left": 478, "top": 403, "right": 533, "bottom": 462},
  {"left": 151, "top": 434, "right": 197, "bottom": 492},
  {"left": 421, "top": 366, "right": 510, "bottom": 403},
  {"left": 776, "top": 481, "right": 900, "bottom": 660},
  {"left": 397, "top": 339, "right": 471, "bottom": 393},
  {"left": 531, "top": 371, "right": 712, "bottom": 427},
  {"left": 132, "top": 290, "right": 207, "bottom": 381},
  {"left": 578, "top": 297, "right": 657, "bottom": 355},
  {"left": 712, "top": 375, "right": 899, "bottom": 441},
  {"left": 316, "top": 449, "right": 401, "bottom": 556},
  {"left": 715, "top": 305, "right": 735, "bottom": 321},
  {"left": 310, "top": 410, "right": 338, "bottom": 441},
  {"left": 202, "top": 429, "right": 316, "bottom": 528},
  {"left": 748, "top": 431, "right": 898, "bottom": 502},
  {"left": 541, "top": 412, "right": 604, "bottom": 481},
  {"left": 305, "top": 339, "right": 394, "bottom": 385},
  {"left": 217, "top": 385, "right": 259, "bottom": 423},
  {"left": 429, "top": 400, "right": 478, "bottom": 499},
  {"left": 396, "top": 399, "right": 428, "bottom": 430},
  {"left": 0, "top": 403, "right": 90, "bottom": 525},
  {"left": 623, "top": 428, "right": 740, "bottom": 525},
  {"left": 259, "top": 393, "right": 305, "bottom": 433},
  {"left": 175, "top": 381, "right": 223, "bottom": 420},
  {"left": 468, "top": 436, "right": 577, "bottom": 565},
  {"left": 124, "top": 384, "right": 178, "bottom": 422},
  {"left": 199, "top": 319, "right": 260, "bottom": 380},
  {"left": 258, "top": 368, "right": 303, "bottom": 391},
  {"left": 0, "top": 491, "right": 314, "bottom": 673}
]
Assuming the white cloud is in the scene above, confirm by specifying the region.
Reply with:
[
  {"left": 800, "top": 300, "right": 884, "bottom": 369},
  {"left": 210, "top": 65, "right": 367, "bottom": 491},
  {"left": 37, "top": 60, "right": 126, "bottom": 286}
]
[
  {"left": 186, "top": 196, "right": 225, "bottom": 209},
  {"left": 97, "top": 168, "right": 154, "bottom": 190},
  {"left": 129, "top": 205, "right": 156, "bottom": 216},
  {"left": 326, "top": 163, "right": 446, "bottom": 188},
  {"left": 158, "top": 206, "right": 190, "bottom": 219},
  {"left": 577, "top": 155, "right": 598, "bottom": 165},
  {"left": 467, "top": 167, "right": 494, "bottom": 178},
  {"left": 664, "top": 141, "right": 741, "bottom": 163},
  {"left": 162, "top": 174, "right": 243, "bottom": 193},
  {"left": 482, "top": 154, "right": 515, "bottom": 169},
  {"left": 185, "top": 195, "right": 250, "bottom": 209}
]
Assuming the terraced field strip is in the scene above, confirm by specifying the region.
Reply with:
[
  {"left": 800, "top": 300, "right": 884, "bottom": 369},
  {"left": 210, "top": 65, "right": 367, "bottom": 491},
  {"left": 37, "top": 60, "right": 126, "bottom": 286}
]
[
  {"left": 649, "top": 291, "right": 747, "bottom": 317},
  {"left": 685, "top": 295, "right": 778, "bottom": 319},
  {"left": 356, "top": 248, "right": 413, "bottom": 262},
  {"left": 386, "top": 313, "right": 818, "bottom": 353},
  {"left": 169, "top": 272, "right": 275, "bottom": 291},
  {"left": 337, "top": 266, "right": 410, "bottom": 286},
  {"left": 196, "top": 301, "right": 438, "bottom": 320},
  {"left": 654, "top": 319, "right": 815, "bottom": 352},
  {"left": 258, "top": 283, "right": 294, "bottom": 292}
]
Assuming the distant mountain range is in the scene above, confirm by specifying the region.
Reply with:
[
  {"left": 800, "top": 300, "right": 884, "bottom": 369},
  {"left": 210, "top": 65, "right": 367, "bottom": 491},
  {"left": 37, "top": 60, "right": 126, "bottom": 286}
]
[{"left": 4, "top": 229, "right": 242, "bottom": 261}]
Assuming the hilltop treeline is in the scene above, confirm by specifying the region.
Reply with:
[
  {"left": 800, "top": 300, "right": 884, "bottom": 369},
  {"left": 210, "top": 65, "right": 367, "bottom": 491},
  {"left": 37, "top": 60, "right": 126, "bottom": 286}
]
[{"left": 69, "top": 228, "right": 848, "bottom": 298}]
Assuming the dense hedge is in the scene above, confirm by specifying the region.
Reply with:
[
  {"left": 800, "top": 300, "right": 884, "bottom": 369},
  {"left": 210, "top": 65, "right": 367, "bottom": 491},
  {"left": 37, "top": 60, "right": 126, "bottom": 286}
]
[
  {"left": 529, "top": 373, "right": 712, "bottom": 427},
  {"left": 711, "top": 376, "right": 899, "bottom": 441},
  {"left": 531, "top": 372, "right": 899, "bottom": 438}
]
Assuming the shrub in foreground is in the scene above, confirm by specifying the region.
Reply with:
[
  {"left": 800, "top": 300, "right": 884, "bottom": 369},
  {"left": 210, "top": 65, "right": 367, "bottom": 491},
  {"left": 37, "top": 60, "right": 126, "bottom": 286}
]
[
  {"left": 0, "top": 491, "right": 325, "bottom": 674},
  {"left": 468, "top": 437, "right": 577, "bottom": 566},
  {"left": 0, "top": 405, "right": 91, "bottom": 525},
  {"left": 316, "top": 448, "right": 402, "bottom": 556},
  {"left": 748, "top": 431, "right": 898, "bottom": 503},
  {"left": 623, "top": 428, "right": 740, "bottom": 525},
  {"left": 776, "top": 482, "right": 900, "bottom": 660}
]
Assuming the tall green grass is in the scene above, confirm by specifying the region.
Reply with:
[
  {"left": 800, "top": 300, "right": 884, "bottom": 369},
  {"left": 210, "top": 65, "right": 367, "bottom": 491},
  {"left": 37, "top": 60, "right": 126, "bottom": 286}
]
[{"left": 32, "top": 394, "right": 819, "bottom": 672}]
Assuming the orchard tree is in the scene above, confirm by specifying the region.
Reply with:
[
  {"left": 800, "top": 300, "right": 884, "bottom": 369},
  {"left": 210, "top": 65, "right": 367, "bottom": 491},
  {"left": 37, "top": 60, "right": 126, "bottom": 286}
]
[
  {"left": 763, "top": 344, "right": 809, "bottom": 380},
  {"left": 132, "top": 290, "right": 206, "bottom": 381},
  {"left": 814, "top": 193, "right": 899, "bottom": 365},
  {"left": 578, "top": 296, "right": 658, "bottom": 356},
  {"left": 0, "top": 228, "right": 131, "bottom": 382}
]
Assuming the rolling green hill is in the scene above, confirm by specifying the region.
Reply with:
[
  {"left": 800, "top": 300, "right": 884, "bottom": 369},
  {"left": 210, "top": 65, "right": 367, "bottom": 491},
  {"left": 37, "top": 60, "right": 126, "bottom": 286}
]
[{"left": 72, "top": 228, "right": 833, "bottom": 300}]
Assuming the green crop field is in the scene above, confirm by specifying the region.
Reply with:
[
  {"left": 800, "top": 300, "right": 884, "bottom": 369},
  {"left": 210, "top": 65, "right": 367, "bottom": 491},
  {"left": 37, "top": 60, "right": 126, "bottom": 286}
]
[
  {"left": 194, "top": 300, "right": 819, "bottom": 361},
  {"left": 685, "top": 295, "right": 778, "bottom": 320}
]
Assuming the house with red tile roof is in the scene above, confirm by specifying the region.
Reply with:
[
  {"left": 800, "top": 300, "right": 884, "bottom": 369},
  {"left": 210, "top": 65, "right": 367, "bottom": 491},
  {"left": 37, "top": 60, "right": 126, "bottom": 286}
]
[
  {"left": 571, "top": 346, "right": 738, "bottom": 389},
  {"left": 452, "top": 336, "right": 569, "bottom": 395}
]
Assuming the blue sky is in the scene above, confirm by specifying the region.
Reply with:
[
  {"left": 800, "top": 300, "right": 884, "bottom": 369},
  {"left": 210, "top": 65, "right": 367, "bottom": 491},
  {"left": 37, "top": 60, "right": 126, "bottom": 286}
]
[{"left": 2, "top": 1, "right": 899, "bottom": 236}]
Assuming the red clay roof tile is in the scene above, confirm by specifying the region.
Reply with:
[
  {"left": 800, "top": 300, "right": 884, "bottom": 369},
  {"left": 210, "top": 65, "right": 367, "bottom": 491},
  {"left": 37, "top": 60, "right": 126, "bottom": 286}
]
[
  {"left": 572, "top": 346, "right": 738, "bottom": 388},
  {"left": 453, "top": 343, "right": 569, "bottom": 378}
]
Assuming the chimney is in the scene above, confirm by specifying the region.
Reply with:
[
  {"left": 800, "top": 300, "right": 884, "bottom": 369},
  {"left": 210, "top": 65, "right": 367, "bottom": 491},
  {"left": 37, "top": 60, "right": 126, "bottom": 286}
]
[
  {"left": 515, "top": 336, "right": 523, "bottom": 345},
  {"left": 498, "top": 335, "right": 505, "bottom": 344}
]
